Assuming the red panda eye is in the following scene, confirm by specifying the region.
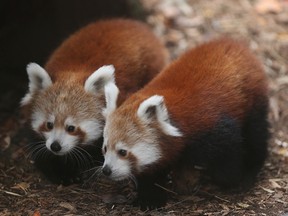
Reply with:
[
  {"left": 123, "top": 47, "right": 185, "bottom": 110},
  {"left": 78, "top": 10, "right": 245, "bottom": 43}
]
[
  {"left": 67, "top": 125, "right": 76, "bottom": 133},
  {"left": 46, "top": 122, "right": 54, "bottom": 130},
  {"left": 118, "top": 149, "right": 127, "bottom": 157}
]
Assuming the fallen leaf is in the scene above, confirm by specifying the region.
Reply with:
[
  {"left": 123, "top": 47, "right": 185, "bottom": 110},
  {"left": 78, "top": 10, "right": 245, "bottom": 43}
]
[
  {"left": 276, "top": 199, "right": 288, "bottom": 204},
  {"left": 33, "top": 210, "right": 41, "bottom": 216},
  {"left": 59, "top": 202, "right": 76, "bottom": 212},
  {"left": 11, "top": 182, "right": 30, "bottom": 193},
  {"left": 238, "top": 203, "right": 250, "bottom": 208},
  {"left": 269, "top": 179, "right": 282, "bottom": 189},
  {"left": 0, "top": 135, "right": 11, "bottom": 151},
  {"left": 277, "top": 148, "right": 288, "bottom": 157},
  {"left": 260, "top": 186, "right": 274, "bottom": 193},
  {"left": 2, "top": 190, "right": 22, "bottom": 197}
]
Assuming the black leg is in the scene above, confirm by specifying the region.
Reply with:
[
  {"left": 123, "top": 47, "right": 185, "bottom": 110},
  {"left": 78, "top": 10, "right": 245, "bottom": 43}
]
[{"left": 134, "top": 170, "right": 169, "bottom": 210}]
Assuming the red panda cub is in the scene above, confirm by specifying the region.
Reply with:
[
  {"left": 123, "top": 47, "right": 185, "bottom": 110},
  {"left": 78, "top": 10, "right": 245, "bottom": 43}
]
[
  {"left": 100, "top": 38, "right": 269, "bottom": 209},
  {"left": 21, "top": 19, "right": 168, "bottom": 185}
]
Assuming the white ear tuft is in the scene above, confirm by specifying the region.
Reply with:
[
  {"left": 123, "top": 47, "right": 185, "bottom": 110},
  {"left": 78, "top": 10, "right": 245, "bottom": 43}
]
[
  {"left": 84, "top": 65, "right": 115, "bottom": 94},
  {"left": 102, "top": 82, "right": 119, "bottom": 117},
  {"left": 21, "top": 62, "right": 52, "bottom": 106},
  {"left": 137, "top": 95, "right": 164, "bottom": 119},
  {"left": 137, "top": 95, "right": 182, "bottom": 137}
]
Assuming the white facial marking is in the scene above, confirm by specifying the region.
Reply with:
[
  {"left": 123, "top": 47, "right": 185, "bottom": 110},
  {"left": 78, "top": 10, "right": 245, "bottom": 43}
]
[
  {"left": 65, "top": 117, "right": 75, "bottom": 126},
  {"left": 47, "top": 114, "right": 55, "bottom": 123},
  {"left": 137, "top": 95, "right": 182, "bottom": 137},
  {"left": 31, "top": 113, "right": 102, "bottom": 155},
  {"left": 103, "top": 142, "right": 131, "bottom": 181},
  {"left": 131, "top": 142, "right": 161, "bottom": 171},
  {"left": 31, "top": 111, "right": 46, "bottom": 131},
  {"left": 102, "top": 140, "right": 162, "bottom": 180},
  {"left": 45, "top": 129, "right": 78, "bottom": 155},
  {"left": 79, "top": 119, "right": 103, "bottom": 142}
]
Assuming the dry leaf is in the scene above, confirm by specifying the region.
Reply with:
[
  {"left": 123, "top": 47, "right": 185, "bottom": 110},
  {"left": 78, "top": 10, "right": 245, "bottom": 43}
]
[
  {"left": 11, "top": 182, "right": 30, "bottom": 193},
  {"left": 269, "top": 179, "right": 282, "bottom": 189},
  {"left": 260, "top": 186, "right": 274, "bottom": 193},
  {"left": 32, "top": 210, "right": 41, "bottom": 216},
  {"left": 238, "top": 203, "right": 250, "bottom": 208},
  {"left": 277, "top": 148, "right": 288, "bottom": 157},
  {"left": 59, "top": 202, "right": 76, "bottom": 212},
  {"left": 0, "top": 136, "right": 11, "bottom": 151}
]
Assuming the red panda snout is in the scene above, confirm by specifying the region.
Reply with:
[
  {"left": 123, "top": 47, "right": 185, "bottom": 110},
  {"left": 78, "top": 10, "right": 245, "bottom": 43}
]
[
  {"left": 38, "top": 119, "right": 103, "bottom": 155},
  {"left": 101, "top": 141, "right": 133, "bottom": 180},
  {"left": 44, "top": 128, "right": 82, "bottom": 155},
  {"left": 50, "top": 141, "right": 61, "bottom": 153}
]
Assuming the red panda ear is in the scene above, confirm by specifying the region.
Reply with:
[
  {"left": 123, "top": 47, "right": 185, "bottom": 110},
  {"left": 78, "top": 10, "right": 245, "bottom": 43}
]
[
  {"left": 84, "top": 65, "right": 116, "bottom": 95},
  {"left": 137, "top": 95, "right": 164, "bottom": 121},
  {"left": 102, "top": 81, "right": 119, "bottom": 117},
  {"left": 21, "top": 63, "right": 53, "bottom": 106},
  {"left": 137, "top": 95, "right": 182, "bottom": 137}
]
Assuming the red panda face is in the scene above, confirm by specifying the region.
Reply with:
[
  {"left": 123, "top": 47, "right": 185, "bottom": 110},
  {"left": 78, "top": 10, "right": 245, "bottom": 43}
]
[
  {"left": 31, "top": 84, "right": 104, "bottom": 155},
  {"left": 101, "top": 111, "right": 162, "bottom": 180},
  {"left": 101, "top": 94, "right": 182, "bottom": 181},
  {"left": 32, "top": 113, "right": 103, "bottom": 155},
  {"left": 23, "top": 63, "right": 116, "bottom": 156}
]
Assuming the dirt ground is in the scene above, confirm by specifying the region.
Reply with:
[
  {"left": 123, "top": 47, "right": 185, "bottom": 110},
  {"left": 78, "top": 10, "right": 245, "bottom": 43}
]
[{"left": 1, "top": 0, "right": 288, "bottom": 215}]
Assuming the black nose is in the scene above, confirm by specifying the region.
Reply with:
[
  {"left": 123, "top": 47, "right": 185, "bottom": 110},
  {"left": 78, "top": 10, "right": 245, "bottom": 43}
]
[
  {"left": 50, "top": 141, "right": 61, "bottom": 152},
  {"left": 102, "top": 165, "right": 112, "bottom": 176}
]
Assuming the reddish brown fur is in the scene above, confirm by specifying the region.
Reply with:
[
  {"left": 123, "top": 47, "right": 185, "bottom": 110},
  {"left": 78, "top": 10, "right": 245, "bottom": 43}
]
[
  {"left": 44, "top": 19, "right": 169, "bottom": 104},
  {"left": 113, "top": 37, "right": 268, "bottom": 169},
  {"left": 104, "top": 37, "right": 269, "bottom": 208},
  {"left": 23, "top": 19, "right": 169, "bottom": 185}
]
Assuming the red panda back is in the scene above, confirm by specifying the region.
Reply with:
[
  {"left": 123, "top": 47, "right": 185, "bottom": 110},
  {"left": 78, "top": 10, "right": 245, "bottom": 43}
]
[
  {"left": 44, "top": 19, "right": 169, "bottom": 104},
  {"left": 134, "top": 37, "right": 268, "bottom": 135}
]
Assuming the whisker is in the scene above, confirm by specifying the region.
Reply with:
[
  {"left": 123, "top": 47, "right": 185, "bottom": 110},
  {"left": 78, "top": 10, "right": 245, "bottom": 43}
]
[
  {"left": 76, "top": 143, "right": 104, "bottom": 164},
  {"left": 74, "top": 146, "right": 103, "bottom": 168},
  {"left": 81, "top": 141, "right": 103, "bottom": 149},
  {"left": 76, "top": 146, "right": 93, "bottom": 159},
  {"left": 77, "top": 148, "right": 91, "bottom": 169},
  {"left": 83, "top": 166, "right": 103, "bottom": 184},
  {"left": 26, "top": 145, "right": 41, "bottom": 159},
  {"left": 73, "top": 148, "right": 86, "bottom": 169},
  {"left": 24, "top": 141, "right": 45, "bottom": 153},
  {"left": 33, "top": 146, "right": 47, "bottom": 161},
  {"left": 70, "top": 149, "right": 81, "bottom": 168},
  {"left": 82, "top": 165, "right": 102, "bottom": 173},
  {"left": 29, "top": 144, "right": 46, "bottom": 159},
  {"left": 73, "top": 147, "right": 89, "bottom": 168},
  {"left": 128, "top": 174, "right": 138, "bottom": 189}
]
